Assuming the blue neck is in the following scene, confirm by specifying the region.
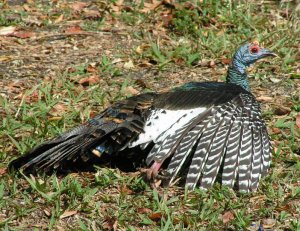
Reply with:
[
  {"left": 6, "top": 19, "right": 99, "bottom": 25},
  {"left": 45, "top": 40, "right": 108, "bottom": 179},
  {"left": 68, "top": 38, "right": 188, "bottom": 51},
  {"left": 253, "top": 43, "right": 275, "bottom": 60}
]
[{"left": 226, "top": 59, "right": 250, "bottom": 92}]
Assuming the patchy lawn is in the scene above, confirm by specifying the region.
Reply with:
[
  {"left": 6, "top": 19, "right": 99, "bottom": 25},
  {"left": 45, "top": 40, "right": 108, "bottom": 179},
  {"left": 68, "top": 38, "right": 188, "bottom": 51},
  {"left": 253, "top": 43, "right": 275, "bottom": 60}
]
[{"left": 0, "top": 0, "right": 299, "bottom": 230}]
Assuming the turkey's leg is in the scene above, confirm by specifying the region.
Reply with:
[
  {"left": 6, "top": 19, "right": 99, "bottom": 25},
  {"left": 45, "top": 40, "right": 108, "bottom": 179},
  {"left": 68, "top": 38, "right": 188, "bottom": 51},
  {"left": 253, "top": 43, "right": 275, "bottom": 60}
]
[{"left": 146, "top": 161, "right": 163, "bottom": 179}]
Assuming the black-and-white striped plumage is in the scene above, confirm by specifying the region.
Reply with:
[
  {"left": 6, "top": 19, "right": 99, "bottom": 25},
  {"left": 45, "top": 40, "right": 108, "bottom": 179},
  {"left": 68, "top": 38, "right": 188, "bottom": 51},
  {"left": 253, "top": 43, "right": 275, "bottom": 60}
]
[{"left": 9, "top": 42, "right": 276, "bottom": 192}]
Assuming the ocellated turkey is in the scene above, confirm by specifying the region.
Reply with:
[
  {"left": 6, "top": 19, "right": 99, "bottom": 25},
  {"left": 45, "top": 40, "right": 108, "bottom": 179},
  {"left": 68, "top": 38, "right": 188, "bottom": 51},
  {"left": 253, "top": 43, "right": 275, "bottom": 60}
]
[{"left": 9, "top": 42, "right": 276, "bottom": 192}]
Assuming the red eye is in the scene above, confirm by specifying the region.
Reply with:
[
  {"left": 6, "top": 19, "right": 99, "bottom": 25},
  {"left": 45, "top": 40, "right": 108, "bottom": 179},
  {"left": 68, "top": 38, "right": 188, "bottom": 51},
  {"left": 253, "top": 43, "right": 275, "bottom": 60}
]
[{"left": 250, "top": 45, "right": 260, "bottom": 54}]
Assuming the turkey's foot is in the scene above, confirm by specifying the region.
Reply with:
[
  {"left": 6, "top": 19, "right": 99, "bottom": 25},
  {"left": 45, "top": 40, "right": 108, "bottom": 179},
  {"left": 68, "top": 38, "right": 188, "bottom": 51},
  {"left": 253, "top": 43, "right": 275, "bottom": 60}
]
[
  {"left": 140, "top": 161, "right": 170, "bottom": 188},
  {"left": 146, "top": 161, "right": 162, "bottom": 179}
]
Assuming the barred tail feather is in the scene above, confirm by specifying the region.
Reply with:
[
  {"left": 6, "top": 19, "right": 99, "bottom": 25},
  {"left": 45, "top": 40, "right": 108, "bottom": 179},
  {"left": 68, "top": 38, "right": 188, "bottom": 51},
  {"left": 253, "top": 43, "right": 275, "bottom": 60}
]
[
  {"left": 261, "top": 129, "right": 272, "bottom": 177},
  {"left": 199, "top": 102, "right": 239, "bottom": 189},
  {"left": 166, "top": 124, "right": 203, "bottom": 184},
  {"left": 185, "top": 119, "right": 220, "bottom": 189},
  {"left": 250, "top": 128, "right": 263, "bottom": 190},
  {"left": 221, "top": 124, "right": 242, "bottom": 187},
  {"left": 199, "top": 123, "right": 231, "bottom": 189},
  {"left": 237, "top": 126, "right": 252, "bottom": 192}
]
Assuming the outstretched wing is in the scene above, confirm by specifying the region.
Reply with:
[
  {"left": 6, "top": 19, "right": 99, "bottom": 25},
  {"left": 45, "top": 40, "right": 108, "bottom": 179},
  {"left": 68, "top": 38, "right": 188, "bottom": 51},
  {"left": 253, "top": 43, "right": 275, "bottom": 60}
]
[{"left": 142, "top": 83, "right": 271, "bottom": 192}]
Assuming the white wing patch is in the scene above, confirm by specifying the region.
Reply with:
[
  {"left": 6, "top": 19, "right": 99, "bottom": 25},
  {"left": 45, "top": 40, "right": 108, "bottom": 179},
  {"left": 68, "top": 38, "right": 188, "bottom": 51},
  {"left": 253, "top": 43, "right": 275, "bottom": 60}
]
[{"left": 129, "top": 108, "right": 207, "bottom": 147}]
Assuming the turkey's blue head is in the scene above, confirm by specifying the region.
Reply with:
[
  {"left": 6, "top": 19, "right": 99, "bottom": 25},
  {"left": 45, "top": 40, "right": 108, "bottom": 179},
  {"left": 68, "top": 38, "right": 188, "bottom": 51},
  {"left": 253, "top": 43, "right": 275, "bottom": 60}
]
[
  {"left": 231, "top": 41, "right": 277, "bottom": 73},
  {"left": 227, "top": 41, "right": 277, "bottom": 91}
]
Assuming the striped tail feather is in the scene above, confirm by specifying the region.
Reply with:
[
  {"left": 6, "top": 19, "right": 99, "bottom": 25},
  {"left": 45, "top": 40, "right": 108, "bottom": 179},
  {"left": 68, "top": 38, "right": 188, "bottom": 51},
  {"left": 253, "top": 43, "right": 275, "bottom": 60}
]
[
  {"left": 221, "top": 123, "right": 243, "bottom": 188},
  {"left": 184, "top": 102, "right": 238, "bottom": 190},
  {"left": 166, "top": 123, "right": 203, "bottom": 185},
  {"left": 199, "top": 122, "right": 231, "bottom": 189},
  {"left": 165, "top": 108, "right": 218, "bottom": 186},
  {"left": 261, "top": 129, "right": 272, "bottom": 177},
  {"left": 184, "top": 115, "right": 222, "bottom": 189},
  {"left": 198, "top": 102, "right": 240, "bottom": 189},
  {"left": 236, "top": 124, "right": 253, "bottom": 192},
  {"left": 145, "top": 141, "right": 163, "bottom": 164},
  {"left": 250, "top": 128, "right": 263, "bottom": 190},
  {"left": 219, "top": 105, "right": 243, "bottom": 188}
]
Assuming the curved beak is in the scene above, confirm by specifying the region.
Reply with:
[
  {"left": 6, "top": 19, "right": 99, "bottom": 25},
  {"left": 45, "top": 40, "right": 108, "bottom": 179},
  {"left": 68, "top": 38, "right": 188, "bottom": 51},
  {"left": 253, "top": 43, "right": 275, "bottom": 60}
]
[{"left": 260, "top": 48, "right": 278, "bottom": 58}]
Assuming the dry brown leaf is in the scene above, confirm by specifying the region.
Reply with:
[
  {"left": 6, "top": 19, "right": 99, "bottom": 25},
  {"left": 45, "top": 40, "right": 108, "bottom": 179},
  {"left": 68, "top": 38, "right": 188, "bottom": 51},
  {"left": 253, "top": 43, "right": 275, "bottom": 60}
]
[
  {"left": 123, "top": 60, "right": 135, "bottom": 69},
  {"left": 83, "top": 10, "right": 101, "bottom": 20},
  {"left": 86, "top": 64, "right": 98, "bottom": 73},
  {"left": 49, "top": 103, "right": 68, "bottom": 117},
  {"left": 274, "top": 106, "right": 291, "bottom": 116},
  {"left": 222, "top": 211, "right": 234, "bottom": 224},
  {"left": 44, "top": 209, "right": 51, "bottom": 217},
  {"left": 263, "top": 218, "right": 276, "bottom": 228},
  {"left": 27, "top": 90, "right": 39, "bottom": 103},
  {"left": 22, "top": 17, "right": 43, "bottom": 27},
  {"left": 113, "top": 220, "right": 118, "bottom": 231},
  {"left": 220, "top": 58, "right": 231, "bottom": 65},
  {"left": 272, "top": 127, "right": 281, "bottom": 134},
  {"left": 249, "top": 195, "right": 266, "bottom": 202},
  {"left": 209, "top": 60, "right": 216, "bottom": 68},
  {"left": 78, "top": 75, "right": 100, "bottom": 86},
  {"left": 48, "top": 116, "right": 63, "bottom": 121},
  {"left": 0, "top": 26, "right": 16, "bottom": 35},
  {"left": 217, "top": 29, "right": 225, "bottom": 36},
  {"left": 111, "top": 5, "right": 121, "bottom": 13},
  {"left": 0, "top": 56, "right": 11, "bottom": 62},
  {"left": 139, "top": 60, "right": 153, "bottom": 67},
  {"left": 60, "top": 210, "right": 77, "bottom": 219},
  {"left": 296, "top": 113, "right": 300, "bottom": 128},
  {"left": 67, "top": 67, "right": 77, "bottom": 73},
  {"left": 120, "top": 186, "right": 133, "bottom": 195},
  {"left": 7, "top": 80, "right": 25, "bottom": 94},
  {"left": 103, "top": 218, "right": 118, "bottom": 231},
  {"left": 148, "top": 212, "right": 162, "bottom": 221},
  {"left": 70, "top": 2, "right": 89, "bottom": 12},
  {"left": 23, "top": 4, "right": 32, "bottom": 12},
  {"left": 256, "top": 96, "right": 273, "bottom": 102},
  {"left": 0, "top": 167, "right": 7, "bottom": 176},
  {"left": 54, "top": 14, "right": 64, "bottom": 24},
  {"left": 124, "top": 86, "right": 139, "bottom": 95},
  {"left": 135, "top": 46, "right": 143, "bottom": 54},
  {"left": 153, "top": 179, "right": 162, "bottom": 188},
  {"left": 140, "top": 1, "right": 162, "bottom": 13},
  {"left": 135, "top": 79, "right": 149, "bottom": 88},
  {"left": 270, "top": 77, "right": 281, "bottom": 83},
  {"left": 175, "top": 57, "right": 185, "bottom": 65},
  {"left": 65, "top": 25, "right": 83, "bottom": 34},
  {"left": 13, "top": 31, "right": 35, "bottom": 39},
  {"left": 161, "top": 11, "right": 174, "bottom": 27},
  {"left": 137, "top": 208, "right": 152, "bottom": 214}
]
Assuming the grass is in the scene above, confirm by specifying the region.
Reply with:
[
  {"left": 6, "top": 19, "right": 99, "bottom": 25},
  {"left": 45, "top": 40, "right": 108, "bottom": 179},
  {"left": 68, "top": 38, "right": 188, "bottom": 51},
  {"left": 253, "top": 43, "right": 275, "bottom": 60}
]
[{"left": 1, "top": 0, "right": 300, "bottom": 230}]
